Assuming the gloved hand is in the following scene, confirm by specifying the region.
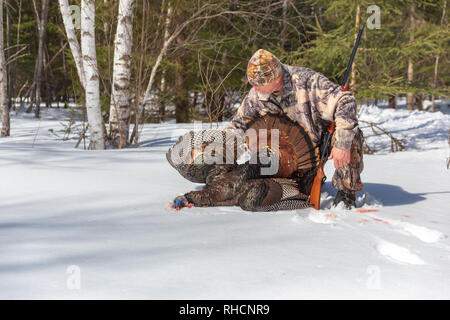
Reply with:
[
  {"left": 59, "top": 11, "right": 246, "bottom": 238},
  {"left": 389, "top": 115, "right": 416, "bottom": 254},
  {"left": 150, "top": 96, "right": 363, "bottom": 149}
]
[{"left": 171, "top": 195, "right": 193, "bottom": 210}]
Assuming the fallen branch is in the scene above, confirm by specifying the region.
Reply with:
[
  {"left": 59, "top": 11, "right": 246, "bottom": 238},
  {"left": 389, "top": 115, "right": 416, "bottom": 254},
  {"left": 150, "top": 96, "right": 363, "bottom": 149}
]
[{"left": 359, "top": 119, "right": 405, "bottom": 153}]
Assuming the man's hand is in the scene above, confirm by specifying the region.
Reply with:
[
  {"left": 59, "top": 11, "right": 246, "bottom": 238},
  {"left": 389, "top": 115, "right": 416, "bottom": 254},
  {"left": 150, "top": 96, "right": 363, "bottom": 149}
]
[{"left": 328, "top": 147, "right": 351, "bottom": 169}]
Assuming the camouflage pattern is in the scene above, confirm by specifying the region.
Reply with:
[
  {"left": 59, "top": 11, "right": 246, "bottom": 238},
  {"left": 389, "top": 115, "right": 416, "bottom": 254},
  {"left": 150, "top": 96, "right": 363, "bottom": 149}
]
[
  {"left": 184, "top": 162, "right": 311, "bottom": 211},
  {"left": 228, "top": 63, "right": 359, "bottom": 150},
  {"left": 228, "top": 59, "right": 363, "bottom": 192},
  {"left": 247, "top": 49, "right": 282, "bottom": 87},
  {"left": 184, "top": 164, "right": 244, "bottom": 207},
  {"left": 331, "top": 128, "right": 364, "bottom": 193},
  {"left": 178, "top": 130, "right": 364, "bottom": 211},
  {"left": 170, "top": 130, "right": 364, "bottom": 210}
]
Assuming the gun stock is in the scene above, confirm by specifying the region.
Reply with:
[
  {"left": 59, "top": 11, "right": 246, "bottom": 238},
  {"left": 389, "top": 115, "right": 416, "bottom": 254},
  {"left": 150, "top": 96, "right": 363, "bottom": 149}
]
[
  {"left": 309, "top": 165, "right": 324, "bottom": 210},
  {"left": 309, "top": 121, "right": 335, "bottom": 209}
]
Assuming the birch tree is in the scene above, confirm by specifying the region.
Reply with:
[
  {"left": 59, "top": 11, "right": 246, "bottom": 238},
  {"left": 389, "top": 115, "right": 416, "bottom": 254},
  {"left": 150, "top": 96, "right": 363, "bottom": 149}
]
[
  {"left": 109, "top": 0, "right": 135, "bottom": 148},
  {"left": 0, "top": 0, "right": 9, "bottom": 136},
  {"left": 81, "top": 0, "right": 105, "bottom": 149},
  {"left": 58, "top": 0, "right": 85, "bottom": 89}
]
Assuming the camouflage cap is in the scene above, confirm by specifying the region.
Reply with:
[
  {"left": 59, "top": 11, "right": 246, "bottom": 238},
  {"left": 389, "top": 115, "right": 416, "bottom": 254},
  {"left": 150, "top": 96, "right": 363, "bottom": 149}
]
[{"left": 247, "top": 49, "right": 282, "bottom": 87}]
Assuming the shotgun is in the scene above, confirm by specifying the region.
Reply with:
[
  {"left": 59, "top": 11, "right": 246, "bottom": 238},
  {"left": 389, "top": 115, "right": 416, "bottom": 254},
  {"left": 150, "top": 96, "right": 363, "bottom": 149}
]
[{"left": 309, "top": 25, "right": 364, "bottom": 210}]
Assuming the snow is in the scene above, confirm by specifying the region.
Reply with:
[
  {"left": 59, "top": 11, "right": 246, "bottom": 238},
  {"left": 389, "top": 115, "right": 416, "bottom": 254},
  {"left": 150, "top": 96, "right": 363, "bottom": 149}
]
[
  {"left": 375, "top": 241, "right": 426, "bottom": 266},
  {"left": 359, "top": 102, "right": 449, "bottom": 152},
  {"left": 0, "top": 103, "right": 449, "bottom": 299}
]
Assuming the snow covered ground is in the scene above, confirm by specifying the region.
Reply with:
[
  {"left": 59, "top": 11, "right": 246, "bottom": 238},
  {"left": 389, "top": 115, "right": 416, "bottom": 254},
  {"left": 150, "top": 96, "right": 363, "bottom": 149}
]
[{"left": 0, "top": 102, "right": 449, "bottom": 299}]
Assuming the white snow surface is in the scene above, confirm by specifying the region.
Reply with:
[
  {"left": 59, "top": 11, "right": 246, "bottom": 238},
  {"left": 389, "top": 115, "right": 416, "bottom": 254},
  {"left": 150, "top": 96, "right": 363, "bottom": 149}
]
[{"left": 0, "top": 104, "right": 449, "bottom": 299}]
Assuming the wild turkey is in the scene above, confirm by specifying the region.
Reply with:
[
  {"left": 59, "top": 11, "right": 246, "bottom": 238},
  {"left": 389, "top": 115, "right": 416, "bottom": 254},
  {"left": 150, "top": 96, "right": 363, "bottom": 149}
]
[
  {"left": 166, "top": 113, "right": 320, "bottom": 211},
  {"left": 244, "top": 113, "right": 320, "bottom": 178},
  {"left": 166, "top": 129, "right": 246, "bottom": 183}
]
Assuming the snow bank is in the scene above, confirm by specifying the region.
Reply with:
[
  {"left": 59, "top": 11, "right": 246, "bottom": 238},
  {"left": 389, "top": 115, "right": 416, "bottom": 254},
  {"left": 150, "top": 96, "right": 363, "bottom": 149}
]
[{"left": 359, "top": 104, "right": 449, "bottom": 152}]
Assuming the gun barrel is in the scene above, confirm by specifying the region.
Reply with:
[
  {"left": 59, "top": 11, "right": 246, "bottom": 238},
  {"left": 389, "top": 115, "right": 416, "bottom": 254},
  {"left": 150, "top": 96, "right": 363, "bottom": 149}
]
[{"left": 341, "top": 25, "right": 365, "bottom": 88}]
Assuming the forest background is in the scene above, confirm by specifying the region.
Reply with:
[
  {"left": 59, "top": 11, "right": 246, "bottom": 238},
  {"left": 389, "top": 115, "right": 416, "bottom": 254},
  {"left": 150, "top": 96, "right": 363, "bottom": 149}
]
[{"left": 0, "top": 0, "right": 448, "bottom": 149}]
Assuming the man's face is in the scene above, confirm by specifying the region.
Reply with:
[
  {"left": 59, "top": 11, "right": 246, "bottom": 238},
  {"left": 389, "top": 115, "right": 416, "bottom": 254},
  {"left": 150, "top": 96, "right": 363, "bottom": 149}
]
[{"left": 254, "top": 75, "right": 283, "bottom": 94}]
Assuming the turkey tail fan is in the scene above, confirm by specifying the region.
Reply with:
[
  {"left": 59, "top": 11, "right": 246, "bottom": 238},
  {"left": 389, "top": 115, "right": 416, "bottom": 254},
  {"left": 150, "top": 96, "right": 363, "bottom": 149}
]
[{"left": 245, "top": 113, "right": 320, "bottom": 178}]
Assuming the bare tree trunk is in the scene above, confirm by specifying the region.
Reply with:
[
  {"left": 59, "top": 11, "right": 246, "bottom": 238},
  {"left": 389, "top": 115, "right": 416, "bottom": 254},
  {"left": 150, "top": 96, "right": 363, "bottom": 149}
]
[
  {"left": 431, "top": 57, "right": 440, "bottom": 112},
  {"left": 26, "top": 0, "right": 40, "bottom": 113},
  {"left": 13, "top": 0, "right": 22, "bottom": 111},
  {"left": 6, "top": 0, "right": 12, "bottom": 111},
  {"left": 109, "top": 0, "right": 135, "bottom": 148},
  {"left": 174, "top": 26, "right": 190, "bottom": 123},
  {"left": 416, "top": 93, "right": 424, "bottom": 111},
  {"left": 406, "top": 2, "right": 415, "bottom": 110},
  {"left": 35, "top": 0, "right": 49, "bottom": 118},
  {"left": 158, "top": 2, "right": 173, "bottom": 123},
  {"left": 61, "top": 39, "right": 67, "bottom": 108},
  {"left": 313, "top": 7, "right": 323, "bottom": 33},
  {"left": 280, "top": 0, "right": 289, "bottom": 50},
  {"left": 159, "top": 74, "right": 167, "bottom": 122},
  {"left": 175, "top": 59, "right": 189, "bottom": 123},
  {"left": 43, "top": 46, "right": 52, "bottom": 108},
  {"left": 81, "top": 0, "right": 105, "bottom": 150},
  {"left": 431, "top": 0, "right": 447, "bottom": 112},
  {"left": 388, "top": 95, "right": 397, "bottom": 109},
  {"left": 350, "top": 3, "right": 360, "bottom": 90},
  {"left": 0, "top": 0, "right": 10, "bottom": 136},
  {"left": 131, "top": 0, "right": 148, "bottom": 146},
  {"left": 103, "top": 0, "right": 111, "bottom": 46}
]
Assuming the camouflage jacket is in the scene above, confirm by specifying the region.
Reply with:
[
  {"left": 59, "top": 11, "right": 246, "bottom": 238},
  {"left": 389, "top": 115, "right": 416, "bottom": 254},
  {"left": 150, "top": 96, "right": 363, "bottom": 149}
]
[{"left": 227, "top": 64, "right": 359, "bottom": 150}]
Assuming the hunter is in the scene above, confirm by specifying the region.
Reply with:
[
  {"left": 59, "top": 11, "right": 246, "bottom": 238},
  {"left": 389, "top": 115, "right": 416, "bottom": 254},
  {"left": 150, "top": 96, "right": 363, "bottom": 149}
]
[{"left": 227, "top": 49, "right": 364, "bottom": 209}]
